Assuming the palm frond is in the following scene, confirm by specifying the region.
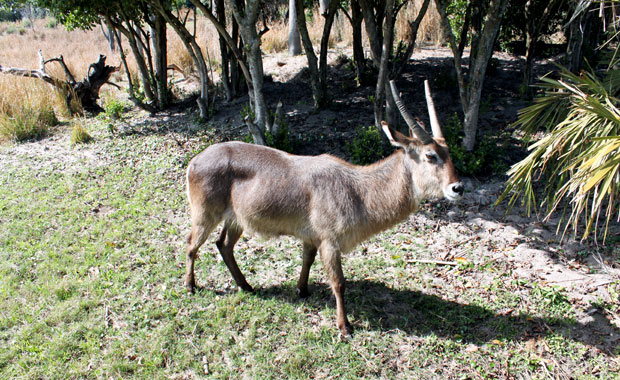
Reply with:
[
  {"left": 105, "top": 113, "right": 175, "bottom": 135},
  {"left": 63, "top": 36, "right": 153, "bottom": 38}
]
[{"left": 498, "top": 66, "right": 620, "bottom": 242}]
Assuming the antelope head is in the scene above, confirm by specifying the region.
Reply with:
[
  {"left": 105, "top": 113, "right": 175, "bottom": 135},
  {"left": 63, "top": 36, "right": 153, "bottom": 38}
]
[{"left": 383, "top": 80, "right": 464, "bottom": 202}]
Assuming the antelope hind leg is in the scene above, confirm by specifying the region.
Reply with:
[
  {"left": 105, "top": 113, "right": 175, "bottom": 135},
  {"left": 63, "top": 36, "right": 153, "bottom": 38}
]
[
  {"left": 186, "top": 222, "right": 214, "bottom": 293},
  {"left": 216, "top": 223, "right": 253, "bottom": 292}
]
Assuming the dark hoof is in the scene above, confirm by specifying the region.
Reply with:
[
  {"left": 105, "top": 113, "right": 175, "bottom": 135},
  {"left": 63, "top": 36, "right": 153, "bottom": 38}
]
[
  {"left": 186, "top": 279, "right": 196, "bottom": 294},
  {"left": 239, "top": 283, "right": 254, "bottom": 293},
  {"left": 339, "top": 322, "right": 354, "bottom": 340}
]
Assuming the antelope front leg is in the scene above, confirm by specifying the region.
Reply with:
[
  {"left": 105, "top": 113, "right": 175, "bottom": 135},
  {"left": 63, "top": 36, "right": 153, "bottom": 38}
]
[
  {"left": 320, "top": 242, "right": 353, "bottom": 337},
  {"left": 297, "top": 242, "right": 317, "bottom": 298}
]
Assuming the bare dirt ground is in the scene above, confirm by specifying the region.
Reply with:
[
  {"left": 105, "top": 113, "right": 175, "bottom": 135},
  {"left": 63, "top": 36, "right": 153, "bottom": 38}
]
[{"left": 1, "top": 46, "right": 618, "bottom": 355}]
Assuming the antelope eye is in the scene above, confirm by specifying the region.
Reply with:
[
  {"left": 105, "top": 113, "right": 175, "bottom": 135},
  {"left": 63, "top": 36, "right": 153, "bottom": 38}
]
[{"left": 425, "top": 151, "right": 438, "bottom": 163}]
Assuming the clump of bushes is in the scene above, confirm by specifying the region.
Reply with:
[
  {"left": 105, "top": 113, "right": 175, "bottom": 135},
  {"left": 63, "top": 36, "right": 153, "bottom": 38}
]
[
  {"left": 265, "top": 125, "right": 295, "bottom": 153},
  {"left": 103, "top": 98, "right": 128, "bottom": 120},
  {"left": 347, "top": 125, "right": 390, "bottom": 165},
  {"left": 45, "top": 18, "right": 58, "bottom": 29},
  {"left": 443, "top": 113, "right": 507, "bottom": 176}
]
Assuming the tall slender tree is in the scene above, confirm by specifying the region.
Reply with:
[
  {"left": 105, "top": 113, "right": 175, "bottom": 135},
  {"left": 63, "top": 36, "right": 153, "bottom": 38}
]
[{"left": 435, "top": 0, "right": 509, "bottom": 151}]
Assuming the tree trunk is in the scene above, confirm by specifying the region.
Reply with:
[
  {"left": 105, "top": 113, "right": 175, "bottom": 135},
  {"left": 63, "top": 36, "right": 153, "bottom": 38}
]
[
  {"left": 153, "top": 1, "right": 209, "bottom": 118},
  {"left": 295, "top": 0, "right": 323, "bottom": 108},
  {"left": 319, "top": 0, "right": 329, "bottom": 16},
  {"left": 318, "top": 0, "right": 339, "bottom": 94},
  {"left": 468, "top": 0, "right": 483, "bottom": 75},
  {"left": 230, "top": 0, "right": 268, "bottom": 141},
  {"left": 566, "top": 4, "right": 593, "bottom": 73},
  {"left": 151, "top": 11, "right": 168, "bottom": 108},
  {"left": 231, "top": 19, "right": 243, "bottom": 96},
  {"left": 101, "top": 22, "right": 116, "bottom": 52},
  {"left": 111, "top": 18, "right": 157, "bottom": 105},
  {"left": 373, "top": 0, "right": 394, "bottom": 129},
  {"left": 359, "top": 0, "right": 385, "bottom": 68},
  {"left": 522, "top": 0, "right": 560, "bottom": 97},
  {"left": 189, "top": 0, "right": 252, "bottom": 96},
  {"left": 351, "top": 0, "right": 366, "bottom": 85},
  {"left": 435, "top": 0, "right": 508, "bottom": 151},
  {"left": 215, "top": 0, "right": 232, "bottom": 101},
  {"left": 523, "top": 27, "right": 535, "bottom": 97},
  {"left": 289, "top": 0, "right": 302, "bottom": 56},
  {"left": 391, "top": 0, "right": 431, "bottom": 79},
  {"left": 461, "top": 0, "right": 507, "bottom": 151}
]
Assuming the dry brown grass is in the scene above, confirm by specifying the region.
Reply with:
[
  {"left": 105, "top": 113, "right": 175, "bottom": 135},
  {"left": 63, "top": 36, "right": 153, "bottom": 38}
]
[
  {"left": 167, "top": 11, "right": 221, "bottom": 76},
  {"left": 397, "top": 0, "right": 444, "bottom": 45},
  {"left": 261, "top": 2, "right": 442, "bottom": 55},
  {"left": 262, "top": 8, "right": 354, "bottom": 54},
  {"left": 0, "top": 17, "right": 121, "bottom": 131}
]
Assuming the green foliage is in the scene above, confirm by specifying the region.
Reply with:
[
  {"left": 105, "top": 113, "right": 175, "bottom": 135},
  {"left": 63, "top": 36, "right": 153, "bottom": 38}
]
[
  {"left": 242, "top": 133, "right": 254, "bottom": 144},
  {"left": 44, "top": 17, "right": 57, "bottom": 28},
  {"left": 498, "top": 66, "right": 620, "bottom": 241},
  {"left": 0, "top": 4, "right": 20, "bottom": 22},
  {"left": 0, "top": 104, "right": 57, "bottom": 142},
  {"left": 240, "top": 103, "right": 255, "bottom": 121},
  {"left": 103, "top": 98, "right": 127, "bottom": 120},
  {"left": 347, "top": 125, "right": 388, "bottom": 165},
  {"left": 443, "top": 113, "right": 507, "bottom": 176},
  {"left": 265, "top": 124, "right": 294, "bottom": 153},
  {"left": 128, "top": 83, "right": 146, "bottom": 104},
  {"left": 70, "top": 120, "right": 92, "bottom": 144},
  {"left": 446, "top": 0, "right": 469, "bottom": 38}
]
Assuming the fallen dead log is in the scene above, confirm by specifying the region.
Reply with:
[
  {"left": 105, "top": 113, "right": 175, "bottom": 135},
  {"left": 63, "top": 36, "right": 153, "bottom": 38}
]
[{"left": 0, "top": 50, "right": 119, "bottom": 114}]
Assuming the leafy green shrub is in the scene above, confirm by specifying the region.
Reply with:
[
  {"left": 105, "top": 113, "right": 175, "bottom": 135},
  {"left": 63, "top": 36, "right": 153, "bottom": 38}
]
[
  {"left": 103, "top": 98, "right": 127, "bottom": 120},
  {"left": 22, "top": 19, "right": 31, "bottom": 28},
  {"left": 0, "top": 105, "right": 57, "bottom": 142},
  {"left": 265, "top": 110, "right": 295, "bottom": 153},
  {"left": 0, "top": 9, "right": 20, "bottom": 22},
  {"left": 128, "top": 83, "right": 146, "bottom": 104},
  {"left": 45, "top": 18, "right": 58, "bottom": 28},
  {"left": 71, "top": 121, "right": 92, "bottom": 144},
  {"left": 242, "top": 133, "right": 253, "bottom": 144},
  {"left": 443, "top": 113, "right": 507, "bottom": 176},
  {"left": 265, "top": 124, "right": 294, "bottom": 153},
  {"left": 347, "top": 125, "right": 388, "bottom": 165}
]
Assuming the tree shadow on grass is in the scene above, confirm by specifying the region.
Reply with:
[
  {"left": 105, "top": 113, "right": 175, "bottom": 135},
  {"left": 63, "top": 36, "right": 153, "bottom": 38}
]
[{"left": 254, "top": 280, "right": 619, "bottom": 355}]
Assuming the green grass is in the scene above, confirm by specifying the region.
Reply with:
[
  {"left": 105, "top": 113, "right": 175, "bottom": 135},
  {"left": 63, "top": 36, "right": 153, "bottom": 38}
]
[{"left": 0, "top": 119, "right": 618, "bottom": 379}]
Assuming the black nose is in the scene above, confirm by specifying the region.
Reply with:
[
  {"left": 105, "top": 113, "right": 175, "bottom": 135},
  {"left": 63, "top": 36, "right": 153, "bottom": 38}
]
[{"left": 451, "top": 183, "right": 464, "bottom": 196}]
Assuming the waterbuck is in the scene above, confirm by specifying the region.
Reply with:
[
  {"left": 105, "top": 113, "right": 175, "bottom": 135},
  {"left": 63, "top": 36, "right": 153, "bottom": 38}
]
[{"left": 185, "top": 80, "right": 463, "bottom": 337}]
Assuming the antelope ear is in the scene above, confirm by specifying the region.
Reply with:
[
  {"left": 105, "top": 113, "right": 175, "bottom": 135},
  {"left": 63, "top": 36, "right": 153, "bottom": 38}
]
[{"left": 381, "top": 121, "right": 410, "bottom": 149}]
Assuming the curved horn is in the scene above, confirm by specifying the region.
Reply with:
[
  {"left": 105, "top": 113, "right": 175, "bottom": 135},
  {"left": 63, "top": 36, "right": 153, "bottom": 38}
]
[
  {"left": 389, "top": 80, "right": 433, "bottom": 145},
  {"left": 424, "top": 80, "right": 443, "bottom": 138}
]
